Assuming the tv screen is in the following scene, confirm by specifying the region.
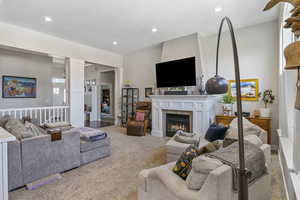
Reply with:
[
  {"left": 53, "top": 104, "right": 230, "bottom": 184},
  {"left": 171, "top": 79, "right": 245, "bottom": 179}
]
[{"left": 155, "top": 57, "right": 196, "bottom": 88}]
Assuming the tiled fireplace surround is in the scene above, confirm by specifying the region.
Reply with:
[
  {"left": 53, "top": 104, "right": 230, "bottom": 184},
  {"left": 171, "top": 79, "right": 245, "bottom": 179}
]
[{"left": 150, "top": 95, "right": 219, "bottom": 137}]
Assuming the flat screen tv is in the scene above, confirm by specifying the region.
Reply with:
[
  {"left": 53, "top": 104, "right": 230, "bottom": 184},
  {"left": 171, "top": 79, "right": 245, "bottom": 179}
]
[{"left": 156, "top": 57, "right": 196, "bottom": 88}]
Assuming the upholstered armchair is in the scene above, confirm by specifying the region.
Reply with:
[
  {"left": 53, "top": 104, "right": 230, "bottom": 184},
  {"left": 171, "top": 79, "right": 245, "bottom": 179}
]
[{"left": 127, "top": 101, "right": 151, "bottom": 136}]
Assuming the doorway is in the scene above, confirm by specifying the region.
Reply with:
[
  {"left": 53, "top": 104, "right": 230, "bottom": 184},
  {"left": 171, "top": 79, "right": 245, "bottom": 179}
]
[{"left": 84, "top": 63, "right": 115, "bottom": 127}]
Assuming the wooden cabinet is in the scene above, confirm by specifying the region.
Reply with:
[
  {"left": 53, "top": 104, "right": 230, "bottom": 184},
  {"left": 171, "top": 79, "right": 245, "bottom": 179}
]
[{"left": 215, "top": 115, "right": 272, "bottom": 144}]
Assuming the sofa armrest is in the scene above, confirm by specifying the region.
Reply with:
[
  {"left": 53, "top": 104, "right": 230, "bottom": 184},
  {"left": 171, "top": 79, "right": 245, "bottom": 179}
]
[
  {"left": 260, "top": 144, "right": 271, "bottom": 169},
  {"left": 199, "top": 164, "right": 233, "bottom": 200},
  {"left": 21, "top": 131, "right": 80, "bottom": 184}
]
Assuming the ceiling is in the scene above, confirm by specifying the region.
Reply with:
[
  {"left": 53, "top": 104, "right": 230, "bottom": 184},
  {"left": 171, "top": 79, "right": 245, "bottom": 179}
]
[{"left": 0, "top": 0, "right": 279, "bottom": 55}]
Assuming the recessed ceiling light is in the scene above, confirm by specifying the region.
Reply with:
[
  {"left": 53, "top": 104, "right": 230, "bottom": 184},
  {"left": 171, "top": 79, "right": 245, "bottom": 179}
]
[
  {"left": 44, "top": 16, "right": 53, "bottom": 22},
  {"left": 215, "top": 6, "right": 223, "bottom": 12},
  {"left": 113, "top": 41, "right": 118, "bottom": 46},
  {"left": 152, "top": 28, "right": 158, "bottom": 33}
]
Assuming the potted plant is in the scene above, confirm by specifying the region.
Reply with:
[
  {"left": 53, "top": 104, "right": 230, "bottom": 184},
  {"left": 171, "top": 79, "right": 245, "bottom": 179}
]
[
  {"left": 259, "top": 89, "right": 275, "bottom": 117},
  {"left": 221, "top": 94, "right": 235, "bottom": 116}
]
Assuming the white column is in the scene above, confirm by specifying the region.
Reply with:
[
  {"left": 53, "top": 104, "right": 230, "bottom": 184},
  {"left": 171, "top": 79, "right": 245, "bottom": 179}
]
[
  {"left": 114, "top": 67, "right": 123, "bottom": 125},
  {"left": 91, "top": 85, "right": 99, "bottom": 121},
  {"left": 67, "top": 58, "right": 85, "bottom": 127},
  {"left": 0, "top": 128, "right": 16, "bottom": 200}
]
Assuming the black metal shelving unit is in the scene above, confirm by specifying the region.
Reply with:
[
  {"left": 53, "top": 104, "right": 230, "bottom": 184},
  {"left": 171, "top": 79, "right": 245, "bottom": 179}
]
[{"left": 121, "top": 88, "right": 139, "bottom": 126}]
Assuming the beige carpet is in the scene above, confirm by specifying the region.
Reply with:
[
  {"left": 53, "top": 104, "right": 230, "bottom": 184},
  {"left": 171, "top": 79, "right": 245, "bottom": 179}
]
[{"left": 9, "top": 126, "right": 286, "bottom": 200}]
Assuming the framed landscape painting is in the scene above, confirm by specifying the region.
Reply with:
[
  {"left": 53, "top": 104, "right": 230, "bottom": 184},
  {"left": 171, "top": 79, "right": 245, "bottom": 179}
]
[
  {"left": 2, "top": 76, "right": 37, "bottom": 98},
  {"left": 228, "top": 79, "right": 259, "bottom": 101}
]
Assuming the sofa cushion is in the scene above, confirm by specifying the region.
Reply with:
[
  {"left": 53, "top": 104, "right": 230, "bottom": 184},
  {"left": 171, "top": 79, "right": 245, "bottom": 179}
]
[
  {"left": 5, "top": 119, "right": 34, "bottom": 140},
  {"left": 44, "top": 122, "right": 71, "bottom": 129},
  {"left": 0, "top": 115, "right": 11, "bottom": 127},
  {"left": 186, "top": 156, "right": 222, "bottom": 190},
  {"left": 172, "top": 145, "right": 199, "bottom": 180},
  {"left": 80, "top": 137, "right": 111, "bottom": 152},
  {"left": 226, "top": 117, "right": 267, "bottom": 143},
  {"left": 205, "top": 124, "right": 228, "bottom": 142}
]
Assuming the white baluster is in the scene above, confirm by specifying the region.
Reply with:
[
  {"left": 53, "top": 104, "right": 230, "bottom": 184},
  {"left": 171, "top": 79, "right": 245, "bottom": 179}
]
[
  {"left": 60, "top": 108, "right": 63, "bottom": 122},
  {"left": 44, "top": 108, "right": 46, "bottom": 124},
  {"left": 49, "top": 108, "right": 52, "bottom": 123},
  {"left": 14, "top": 111, "right": 17, "bottom": 119},
  {"left": 64, "top": 108, "right": 67, "bottom": 122}
]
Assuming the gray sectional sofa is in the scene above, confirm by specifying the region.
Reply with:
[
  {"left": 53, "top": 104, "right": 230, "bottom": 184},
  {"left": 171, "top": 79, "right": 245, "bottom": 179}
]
[{"left": 8, "top": 129, "right": 111, "bottom": 191}]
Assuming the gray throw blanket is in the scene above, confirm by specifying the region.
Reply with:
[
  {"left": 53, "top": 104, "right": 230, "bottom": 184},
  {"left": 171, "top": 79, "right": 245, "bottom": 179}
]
[{"left": 206, "top": 141, "right": 267, "bottom": 191}]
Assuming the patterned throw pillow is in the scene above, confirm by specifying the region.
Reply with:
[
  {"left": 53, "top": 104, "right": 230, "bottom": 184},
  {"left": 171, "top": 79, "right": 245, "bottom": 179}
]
[
  {"left": 173, "top": 145, "right": 199, "bottom": 180},
  {"left": 173, "top": 141, "right": 222, "bottom": 180}
]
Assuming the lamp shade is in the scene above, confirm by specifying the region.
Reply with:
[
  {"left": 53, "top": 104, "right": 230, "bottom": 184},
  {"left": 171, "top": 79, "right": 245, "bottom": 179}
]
[{"left": 205, "top": 75, "right": 228, "bottom": 94}]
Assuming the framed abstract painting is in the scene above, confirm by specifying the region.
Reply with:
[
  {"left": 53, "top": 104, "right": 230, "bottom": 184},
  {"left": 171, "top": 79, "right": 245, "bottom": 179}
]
[
  {"left": 2, "top": 76, "right": 37, "bottom": 98},
  {"left": 228, "top": 78, "right": 259, "bottom": 101}
]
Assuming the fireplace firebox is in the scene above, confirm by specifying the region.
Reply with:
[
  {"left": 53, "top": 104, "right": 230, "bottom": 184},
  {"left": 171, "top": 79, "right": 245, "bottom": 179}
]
[{"left": 166, "top": 113, "right": 191, "bottom": 137}]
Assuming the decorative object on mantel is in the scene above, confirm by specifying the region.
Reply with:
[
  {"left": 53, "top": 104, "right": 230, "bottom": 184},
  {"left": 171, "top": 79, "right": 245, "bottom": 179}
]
[
  {"left": 205, "top": 17, "right": 249, "bottom": 200},
  {"left": 259, "top": 89, "right": 275, "bottom": 117},
  {"left": 228, "top": 79, "right": 260, "bottom": 101},
  {"left": 221, "top": 94, "right": 235, "bottom": 116},
  {"left": 197, "top": 74, "right": 206, "bottom": 95}
]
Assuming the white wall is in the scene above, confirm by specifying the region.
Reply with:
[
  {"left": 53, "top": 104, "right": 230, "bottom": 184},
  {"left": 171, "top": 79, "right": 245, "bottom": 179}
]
[
  {"left": 123, "top": 21, "right": 279, "bottom": 143},
  {"left": 123, "top": 44, "right": 163, "bottom": 101},
  {"left": 202, "top": 21, "right": 279, "bottom": 141},
  {"left": 0, "top": 22, "right": 123, "bottom": 68},
  {"left": 0, "top": 48, "right": 65, "bottom": 109}
]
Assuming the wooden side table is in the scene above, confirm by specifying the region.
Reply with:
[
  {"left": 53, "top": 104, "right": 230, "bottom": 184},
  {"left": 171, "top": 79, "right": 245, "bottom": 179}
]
[{"left": 215, "top": 115, "right": 272, "bottom": 144}]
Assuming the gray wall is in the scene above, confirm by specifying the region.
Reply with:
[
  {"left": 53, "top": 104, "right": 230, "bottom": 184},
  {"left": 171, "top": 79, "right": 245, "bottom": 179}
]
[{"left": 0, "top": 48, "right": 65, "bottom": 109}]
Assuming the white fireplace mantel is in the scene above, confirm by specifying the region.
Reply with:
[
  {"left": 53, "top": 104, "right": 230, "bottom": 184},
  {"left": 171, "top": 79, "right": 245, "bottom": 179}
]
[
  {"left": 150, "top": 95, "right": 220, "bottom": 137},
  {"left": 0, "top": 128, "right": 16, "bottom": 200}
]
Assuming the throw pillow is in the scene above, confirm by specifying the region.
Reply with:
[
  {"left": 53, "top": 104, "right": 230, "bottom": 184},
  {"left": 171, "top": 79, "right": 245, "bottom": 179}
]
[
  {"left": 205, "top": 123, "right": 228, "bottom": 142},
  {"left": 198, "top": 140, "right": 222, "bottom": 154},
  {"left": 186, "top": 156, "right": 223, "bottom": 190},
  {"left": 0, "top": 115, "right": 11, "bottom": 127},
  {"left": 173, "top": 145, "right": 199, "bottom": 180},
  {"left": 135, "top": 112, "right": 145, "bottom": 121},
  {"left": 25, "top": 121, "right": 47, "bottom": 137},
  {"left": 226, "top": 117, "right": 267, "bottom": 143},
  {"left": 174, "top": 135, "right": 198, "bottom": 145},
  {"left": 5, "top": 119, "right": 34, "bottom": 140}
]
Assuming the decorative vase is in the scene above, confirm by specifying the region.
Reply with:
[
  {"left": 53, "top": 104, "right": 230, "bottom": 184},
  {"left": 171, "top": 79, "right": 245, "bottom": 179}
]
[
  {"left": 260, "top": 108, "right": 271, "bottom": 118},
  {"left": 223, "top": 104, "right": 233, "bottom": 116}
]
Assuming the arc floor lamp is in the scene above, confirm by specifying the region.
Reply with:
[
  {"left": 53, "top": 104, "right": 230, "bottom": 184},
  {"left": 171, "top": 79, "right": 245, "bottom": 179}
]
[{"left": 205, "top": 17, "right": 249, "bottom": 200}]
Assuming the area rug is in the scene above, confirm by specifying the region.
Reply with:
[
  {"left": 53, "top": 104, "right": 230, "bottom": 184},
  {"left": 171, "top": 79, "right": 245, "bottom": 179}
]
[{"left": 9, "top": 126, "right": 286, "bottom": 200}]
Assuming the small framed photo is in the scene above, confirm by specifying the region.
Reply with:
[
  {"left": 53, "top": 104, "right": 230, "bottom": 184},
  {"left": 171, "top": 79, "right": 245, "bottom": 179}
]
[{"left": 145, "top": 88, "right": 153, "bottom": 98}]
